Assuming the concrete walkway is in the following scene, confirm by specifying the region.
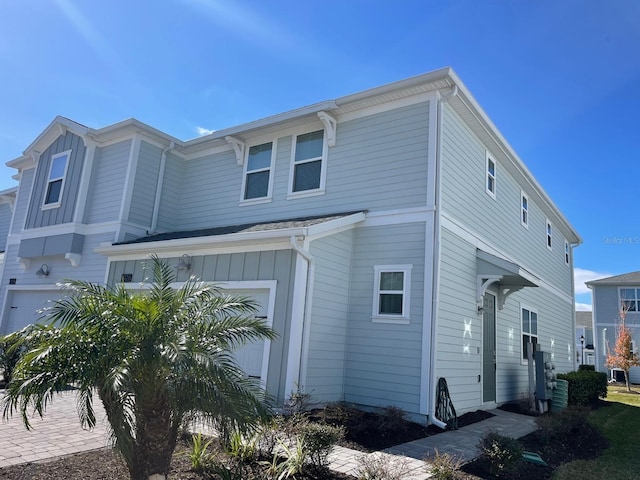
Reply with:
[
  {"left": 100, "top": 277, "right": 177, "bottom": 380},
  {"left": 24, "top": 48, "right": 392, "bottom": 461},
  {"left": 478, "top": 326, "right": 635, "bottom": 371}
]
[{"left": 0, "top": 391, "right": 537, "bottom": 479}]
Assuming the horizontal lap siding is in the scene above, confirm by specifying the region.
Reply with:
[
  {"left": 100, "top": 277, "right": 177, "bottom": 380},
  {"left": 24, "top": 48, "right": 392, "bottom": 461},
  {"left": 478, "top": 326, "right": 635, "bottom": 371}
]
[
  {"left": 168, "top": 102, "right": 430, "bottom": 231},
  {"left": 440, "top": 104, "right": 571, "bottom": 295},
  {"left": 0, "top": 204, "right": 12, "bottom": 251},
  {"left": 108, "top": 249, "right": 296, "bottom": 402},
  {"left": 345, "top": 223, "right": 425, "bottom": 414},
  {"left": 86, "top": 140, "right": 131, "bottom": 224},
  {"left": 437, "top": 228, "right": 482, "bottom": 413},
  {"left": 306, "top": 230, "right": 354, "bottom": 403},
  {"left": 10, "top": 169, "right": 34, "bottom": 235},
  {"left": 128, "top": 141, "right": 161, "bottom": 226},
  {"left": 25, "top": 132, "right": 85, "bottom": 228}
]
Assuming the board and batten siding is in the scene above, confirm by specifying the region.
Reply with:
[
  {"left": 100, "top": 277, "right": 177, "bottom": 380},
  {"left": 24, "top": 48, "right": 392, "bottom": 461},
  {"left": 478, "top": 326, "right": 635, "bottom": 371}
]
[
  {"left": 24, "top": 132, "right": 86, "bottom": 229},
  {"left": 84, "top": 140, "right": 132, "bottom": 224},
  {"left": 344, "top": 223, "right": 425, "bottom": 414},
  {"left": 0, "top": 203, "right": 12, "bottom": 251},
  {"left": 305, "top": 229, "right": 354, "bottom": 403},
  {"left": 439, "top": 103, "right": 571, "bottom": 296},
  {"left": 128, "top": 141, "right": 161, "bottom": 226},
  {"left": 162, "top": 102, "right": 430, "bottom": 232},
  {"left": 108, "top": 249, "right": 297, "bottom": 402}
]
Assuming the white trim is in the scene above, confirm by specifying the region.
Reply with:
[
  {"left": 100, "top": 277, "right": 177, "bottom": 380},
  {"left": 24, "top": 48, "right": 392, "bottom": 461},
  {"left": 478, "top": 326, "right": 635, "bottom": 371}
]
[
  {"left": 117, "top": 135, "right": 142, "bottom": 242},
  {"left": 317, "top": 111, "right": 336, "bottom": 147},
  {"left": 7, "top": 220, "right": 121, "bottom": 244},
  {"left": 73, "top": 141, "right": 97, "bottom": 223},
  {"left": 285, "top": 252, "right": 309, "bottom": 397},
  {"left": 287, "top": 129, "right": 327, "bottom": 197},
  {"left": 225, "top": 136, "right": 246, "bottom": 165},
  {"left": 485, "top": 151, "right": 496, "bottom": 199},
  {"left": 371, "top": 264, "right": 412, "bottom": 322},
  {"left": 440, "top": 212, "right": 574, "bottom": 304},
  {"left": 520, "top": 190, "right": 529, "bottom": 229},
  {"left": 337, "top": 91, "right": 434, "bottom": 123},
  {"left": 42, "top": 149, "right": 71, "bottom": 209},
  {"left": 184, "top": 143, "right": 234, "bottom": 161},
  {"left": 546, "top": 219, "right": 553, "bottom": 251},
  {"left": 361, "top": 207, "right": 432, "bottom": 227},
  {"left": 564, "top": 240, "right": 570, "bottom": 266},
  {"left": 240, "top": 139, "right": 276, "bottom": 203}
]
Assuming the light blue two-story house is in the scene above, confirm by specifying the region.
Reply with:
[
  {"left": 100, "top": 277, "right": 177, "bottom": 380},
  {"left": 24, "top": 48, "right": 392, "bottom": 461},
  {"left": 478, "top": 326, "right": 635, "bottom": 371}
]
[
  {"left": 0, "top": 67, "right": 581, "bottom": 423},
  {"left": 587, "top": 272, "right": 640, "bottom": 383}
]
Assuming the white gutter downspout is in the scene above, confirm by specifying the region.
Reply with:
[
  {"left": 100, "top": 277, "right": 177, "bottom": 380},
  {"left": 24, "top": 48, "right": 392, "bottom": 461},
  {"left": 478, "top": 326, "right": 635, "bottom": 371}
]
[
  {"left": 287, "top": 235, "right": 316, "bottom": 395},
  {"left": 429, "top": 85, "right": 457, "bottom": 430},
  {"left": 150, "top": 141, "right": 175, "bottom": 234}
]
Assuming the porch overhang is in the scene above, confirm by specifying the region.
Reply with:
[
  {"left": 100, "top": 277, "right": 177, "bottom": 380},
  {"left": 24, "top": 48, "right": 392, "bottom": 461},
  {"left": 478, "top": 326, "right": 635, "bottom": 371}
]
[{"left": 476, "top": 249, "right": 538, "bottom": 310}]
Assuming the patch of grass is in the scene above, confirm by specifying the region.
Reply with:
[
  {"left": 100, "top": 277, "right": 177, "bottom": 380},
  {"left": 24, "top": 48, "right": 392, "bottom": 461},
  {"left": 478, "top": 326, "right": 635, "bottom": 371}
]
[{"left": 555, "top": 385, "right": 640, "bottom": 480}]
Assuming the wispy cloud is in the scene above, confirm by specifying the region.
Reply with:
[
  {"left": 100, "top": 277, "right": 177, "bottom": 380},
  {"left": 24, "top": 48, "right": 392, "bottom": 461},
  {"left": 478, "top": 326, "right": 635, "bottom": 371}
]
[
  {"left": 196, "top": 126, "right": 215, "bottom": 136},
  {"left": 574, "top": 267, "right": 611, "bottom": 295},
  {"left": 576, "top": 302, "right": 592, "bottom": 312}
]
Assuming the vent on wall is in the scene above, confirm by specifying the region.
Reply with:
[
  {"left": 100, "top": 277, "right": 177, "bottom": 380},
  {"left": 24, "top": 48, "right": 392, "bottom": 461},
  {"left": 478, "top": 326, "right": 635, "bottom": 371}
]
[{"left": 121, "top": 273, "right": 133, "bottom": 283}]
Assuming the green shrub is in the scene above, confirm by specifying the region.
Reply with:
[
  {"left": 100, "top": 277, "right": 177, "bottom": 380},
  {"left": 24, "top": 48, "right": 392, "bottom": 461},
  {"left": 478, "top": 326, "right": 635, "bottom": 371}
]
[
  {"left": 0, "top": 330, "right": 30, "bottom": 385},
  {"left": 557, "top": 370, "right": 607, "bottom": 406},
  {"left": 299, "top": 421, "right": 344, "bottom": 467},
  {"left": 355, "top": 453, "right": 410, "bottom": 480},
  {"left": 427, "top": 448, "right": 463, "bottom": 480},
  {"left": 535, "top": 406, "right": 591, "bottom": 443},
  {"left": 478, "top": 431, "right": 523, "bottom": 476},
  {"left": 377, "top": 405, "right": 408, "bottom": 437},
  {"left": 187, "top": 433, "right": 213, "bottom": 471},
  {"left": 578, "top": 364, "right": 595, "bottom": 371}
]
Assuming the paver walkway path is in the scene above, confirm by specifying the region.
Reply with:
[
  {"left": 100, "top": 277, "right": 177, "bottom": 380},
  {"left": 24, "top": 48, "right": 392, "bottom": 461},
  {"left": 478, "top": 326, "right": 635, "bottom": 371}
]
[{"left": 0, "top": 391, "right": 537, "bottom": 480}]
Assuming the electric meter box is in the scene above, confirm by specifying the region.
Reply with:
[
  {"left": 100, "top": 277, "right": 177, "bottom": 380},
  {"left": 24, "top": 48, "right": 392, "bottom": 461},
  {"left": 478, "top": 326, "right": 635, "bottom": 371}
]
[{"left": 535, "top": 350, "right": 556, "bottom": 401}]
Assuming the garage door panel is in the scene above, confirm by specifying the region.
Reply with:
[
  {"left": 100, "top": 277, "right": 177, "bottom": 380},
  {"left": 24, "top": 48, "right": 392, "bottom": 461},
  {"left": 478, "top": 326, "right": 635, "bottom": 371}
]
[{"left": 6, "top": 291, "right": 58, "bottom": 334}]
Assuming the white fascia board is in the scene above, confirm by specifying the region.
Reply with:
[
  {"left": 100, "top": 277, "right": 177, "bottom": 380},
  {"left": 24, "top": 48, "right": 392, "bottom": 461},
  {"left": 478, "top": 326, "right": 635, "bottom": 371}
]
[
  {"left": 304, "top": 212, "right": 366, "bottom": 239},
  {"left": 6, "top": 155, "right": 35, "bottom": 170},
  {"left": 21, "top": 116, "right": 89, "bottom": 158}
]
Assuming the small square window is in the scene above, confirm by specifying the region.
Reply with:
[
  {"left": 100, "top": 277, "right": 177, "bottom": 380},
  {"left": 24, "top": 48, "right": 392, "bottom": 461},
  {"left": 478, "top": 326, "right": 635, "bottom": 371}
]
[{"left": 372, "top": 265, "right": 412, "bottom": 323}]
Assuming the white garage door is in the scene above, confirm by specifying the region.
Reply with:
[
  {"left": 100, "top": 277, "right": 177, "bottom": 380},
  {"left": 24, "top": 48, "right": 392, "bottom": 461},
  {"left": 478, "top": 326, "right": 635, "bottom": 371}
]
[
  {"left": 6, "top": 290, "right": 58, "bottom": 334},
  {"left": 229, "top": 289, "right": 271, "bottom": 379}
]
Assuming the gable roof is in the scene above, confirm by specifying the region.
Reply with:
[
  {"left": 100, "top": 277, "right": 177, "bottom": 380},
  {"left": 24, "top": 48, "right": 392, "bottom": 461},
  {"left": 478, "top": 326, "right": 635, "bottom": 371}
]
[
  {"left": 576, "top": 311, "right": 593, "bottom": 328},
  {"left": 586, "top": 271, "right": 640, "bottom": 287}
]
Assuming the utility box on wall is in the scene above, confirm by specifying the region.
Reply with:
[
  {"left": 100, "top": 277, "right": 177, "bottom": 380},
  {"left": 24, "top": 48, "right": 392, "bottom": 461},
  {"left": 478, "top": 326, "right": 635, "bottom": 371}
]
[{"left": 535, "top": 350, "right": 556, "bottom": 401}]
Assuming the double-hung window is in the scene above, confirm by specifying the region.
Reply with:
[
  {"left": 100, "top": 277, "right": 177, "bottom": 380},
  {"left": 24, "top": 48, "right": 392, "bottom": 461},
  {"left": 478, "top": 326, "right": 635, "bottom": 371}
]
[
  {"left": 242, "top": 142, "right": 274, "bottom": 202},
  {"left": 289, "top": 129, "right": 326, "bottom": 196},
  {"left": 619, "top": 288, "right": 640, "bottom": 312},
  {"left": 546, "top": 220, "right": 553, "bottom": 250},
  {"left": 372, "top": 265, "right": 412, "bottom": 323},
  {"left": 521, "top": 306, "right": 538, "bottom": 361},
  {"left": 486, "top": 152, "right": 496, "bottom": 198},
  {"left": 43, "top": 150, "right": 70, "bottom": 208},
  {"left": 565, "top": 241, "right": 570, "bottom": 265}
]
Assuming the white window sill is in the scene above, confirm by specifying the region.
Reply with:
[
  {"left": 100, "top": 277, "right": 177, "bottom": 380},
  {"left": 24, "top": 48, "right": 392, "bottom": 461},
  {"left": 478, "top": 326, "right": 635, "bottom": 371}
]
[
  {"left": 371, "top": 316, "right": 410, "bottom": 325},
  {"left": 287, "top": 189, "right": 325, "bottom": 200},
  {"left": 239, "top": 197, "right": 272, "bottom": 207},
  {"left": 41, "top": 202, "right": 61, "bottom": 210}
]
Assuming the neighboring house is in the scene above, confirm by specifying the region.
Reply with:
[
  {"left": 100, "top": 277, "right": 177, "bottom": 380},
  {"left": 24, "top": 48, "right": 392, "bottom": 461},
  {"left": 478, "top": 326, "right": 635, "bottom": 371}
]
[
  {"left": 587, "top": 272, "right": 640, "bottom": 383},
  {"left": 0, "top": 67, "right": 581, "bottom": 423},
  {"left": 575, "top": 311, "right": 594, "bottom": 367},
  {"left": 0, "top": 187, "right": 17, "bottom": 266}
]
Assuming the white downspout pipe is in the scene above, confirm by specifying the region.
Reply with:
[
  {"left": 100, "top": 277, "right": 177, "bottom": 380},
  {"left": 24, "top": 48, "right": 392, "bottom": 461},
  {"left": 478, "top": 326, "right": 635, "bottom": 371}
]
[
  {"left": 289, "top": 235, "right": 316, "bottom": 394},
  {"left": 428, "top": 86, "right": 457, "bottom": 430},
  {"left": 150, "top": 141, "right": 175, "bottom": 234}
]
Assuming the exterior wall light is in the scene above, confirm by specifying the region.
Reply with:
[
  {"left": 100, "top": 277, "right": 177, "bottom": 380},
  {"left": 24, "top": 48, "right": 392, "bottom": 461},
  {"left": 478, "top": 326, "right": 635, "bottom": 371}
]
[
  {"left": 36, "top": 264, "right": 50, "bottom": 277},
  {"left": 175, "top": 254, "right": 191, "bottom": 271}
]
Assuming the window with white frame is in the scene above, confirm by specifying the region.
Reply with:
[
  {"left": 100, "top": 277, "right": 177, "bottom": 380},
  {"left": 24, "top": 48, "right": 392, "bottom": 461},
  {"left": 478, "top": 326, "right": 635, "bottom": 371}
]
[
  {"left": 43, "top": 150, "right": 70, "bottom": 207},
  {"left": 565, "top": 241, "right": 570, "bottom": 265},
  {"left": 486, "top": 153, "right": 496, "bottom": 197},
  {"left": 521, "top": 191, "right": 529, "bottom": 227},
  {"left": 290, "top": 129, "right": 325, "bottom": 194},
  {"left": 546, "top": 220, "right": 553, "bottom": 250},
  {"left": 521, "top": 306, "right": 538, "bottom": 361},
  {"left": 242, "top": 142, "right": 273, "bottom": 201},
  {"left": 619, "top": 288, "right": 640, "bottom": 312},
  {"left": 372, "top": 265, "right": 412, "bottom": 322}
]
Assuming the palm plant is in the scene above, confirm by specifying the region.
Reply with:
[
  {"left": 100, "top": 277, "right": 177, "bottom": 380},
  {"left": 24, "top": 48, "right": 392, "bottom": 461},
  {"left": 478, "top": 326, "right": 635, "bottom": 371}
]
[{"left": 1, "top": 255, "right": 276, "bottom": 480}]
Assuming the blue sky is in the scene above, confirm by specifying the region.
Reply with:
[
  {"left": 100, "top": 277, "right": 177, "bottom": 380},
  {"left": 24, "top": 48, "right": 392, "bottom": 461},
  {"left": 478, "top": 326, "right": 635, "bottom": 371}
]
[{"left": 1, "top": 0, "right": 639, "bottom": 309}]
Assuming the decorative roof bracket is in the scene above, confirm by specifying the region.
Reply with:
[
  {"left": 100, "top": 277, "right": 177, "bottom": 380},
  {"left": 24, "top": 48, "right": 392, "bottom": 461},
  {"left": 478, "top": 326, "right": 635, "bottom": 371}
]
[
  {"left": 225, "top": 136, "right": 246, "bottom": 166},
  {"left": 317, "top": 111, "right": 337, "bottom": 147}
]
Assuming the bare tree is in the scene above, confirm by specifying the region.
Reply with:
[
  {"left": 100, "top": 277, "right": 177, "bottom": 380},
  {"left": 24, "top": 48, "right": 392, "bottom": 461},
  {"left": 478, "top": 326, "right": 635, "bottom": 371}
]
[{"left": 605, "top": 305, "right": 640, "bottom": 392}]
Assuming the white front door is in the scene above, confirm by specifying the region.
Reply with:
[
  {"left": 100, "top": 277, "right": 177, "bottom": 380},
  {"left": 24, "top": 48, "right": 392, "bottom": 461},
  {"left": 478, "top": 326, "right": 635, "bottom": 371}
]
[{"left": 229, "top": 289, "right": 270, "bottom": 378}]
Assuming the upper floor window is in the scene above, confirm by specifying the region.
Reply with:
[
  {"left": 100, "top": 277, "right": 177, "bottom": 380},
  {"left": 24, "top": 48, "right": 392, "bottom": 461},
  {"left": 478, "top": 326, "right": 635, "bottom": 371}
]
[
  {"left": 43, "top": 150, "right": 70, "bottom": 208},
  {"left": 372, "top": 265, "right": 412, "bottom": 324},
  {"left": 242, "top": 142, "right": 274, "bottom": 202},
  {"left": 546, "top": 220, "right": 553, "bottom": 250},
  {"left": 289, "top": 129, "right": 326, "bottom": 197},
  {"left": 619, "top": 288, "right": 640, "bottom": 313},
  {"left": 486, "top": 152, "right": 496, "bottom": 198},
  {"left": 521, "top": 306, "right": 538, "bottom": 361},
  {"left": 521, "top": 191, "right": 529, "bottom": 228},
  {"left": 565, "top": 241, "right": 570, "bottom": 265}
]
